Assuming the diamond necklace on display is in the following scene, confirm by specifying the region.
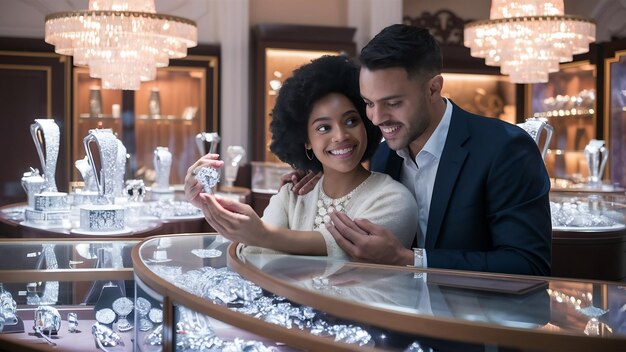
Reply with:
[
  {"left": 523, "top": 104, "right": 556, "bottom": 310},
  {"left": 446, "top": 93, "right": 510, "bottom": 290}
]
[{"left": 314, "top": 174, "right": 371, "bottom": 228}]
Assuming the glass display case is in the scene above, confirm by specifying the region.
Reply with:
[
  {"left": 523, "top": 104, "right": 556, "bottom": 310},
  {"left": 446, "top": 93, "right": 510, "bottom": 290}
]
[
  {"left": 525, "top": 61, "right": 597, "bottom": 181},
  {"left": 72, "top": 51, "right": 219, "bottom": 187},
  {"left": 0, "top": 238, "right": 137, "bottom": 351},
  {"left": 550, "top": 191, "right": 626, "bottom": 281},
  {"left": 605, "top": 48, "right": 626, "bottom": 189},
  {"left": 132, "top": 233, "right": 626, "bottom": 351}
]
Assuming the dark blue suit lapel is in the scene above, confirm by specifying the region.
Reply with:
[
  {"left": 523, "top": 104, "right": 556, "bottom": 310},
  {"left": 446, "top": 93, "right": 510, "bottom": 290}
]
[
  {"left": 371, "top": 141, "right": 403, "bottom": 181},
  {"left": 425, "top": 105, "right": 469, "bottom": 249}
]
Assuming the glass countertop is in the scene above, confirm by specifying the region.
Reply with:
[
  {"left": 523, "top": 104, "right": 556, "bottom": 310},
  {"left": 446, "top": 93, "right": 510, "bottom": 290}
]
[
  {"left": 136, "top": 234, "right": 626, "bottom": 351},
  {"left": 0, "top": 239, "right": 138, "bottom": 271}
]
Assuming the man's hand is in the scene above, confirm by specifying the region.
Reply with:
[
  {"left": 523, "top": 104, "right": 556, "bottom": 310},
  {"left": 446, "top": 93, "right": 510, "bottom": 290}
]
[
  {"left": 184, "top": 154, "right": 224, "bottom": 208},
  {"left": 326, "top": 212, "right": 413, "bottom": 266},
  {"left": 293, "top": 171, "right": 322, "bottom": 195}
]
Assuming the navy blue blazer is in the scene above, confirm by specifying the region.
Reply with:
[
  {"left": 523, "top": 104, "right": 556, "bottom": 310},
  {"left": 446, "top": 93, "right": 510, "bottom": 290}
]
[{"left": 371, "top": 102, "right": 551, "bottom": 276}]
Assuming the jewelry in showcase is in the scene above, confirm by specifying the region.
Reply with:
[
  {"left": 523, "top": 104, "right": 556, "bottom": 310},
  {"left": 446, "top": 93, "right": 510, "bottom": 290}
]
[
  {"left": 75, "top": 156, "right": 98, "bottom": 193},
  {"left": 26, "top": 245, "right": 60, "bottom": 306},
  {"left": 153, "top": 146, "right": 173, "bottom": 192},
  {"left": 195, "top": 132, "right": 221, "bottom": 156},
  {"left": 95, "top": 308, "right": 116, "bottom": 326},
  {"left": 148, "top": 308, "right": 163, "bottom": 324},
  {"left": 224, "top": 145, "right": 246, "bottom": 187},
  {"left": 33, "top": 305, "right": 61, "bottom": 346},
  {"left": 135, "top": 297, "right": 154, "bottom": 331},
  {"left": 92, "top": 322, "right": 124, "bottom": 349},
  {"left": 30, "top": 119, "right": 60, "bottom": 192},
  {"left": 144, "top": 200, "right": 202, "bottom": 219},
  {"left": 25, "top": 120, "right": 70, "bottom": 226},
  {"left": 80, "top": 129, "right": 126, "bottom": 232},
  {"left": 175, "top": 307, "right": 277, "bottom": 351},
  {"left": 113, "top": 138, "right": 127, "bottom": 197},
  {"left": 311, "top": 276, "right": 344, "bottom": 296},
  {"left": 584, "top": 139, "right": 609, "bottom": 187},
  {"left": 162, "top": 266, "right": 374, "bottom": 347},
  {"left": 191, "top": 248, "right": 222, "bottom": 259},
  {"left": 516, "top": 118, "right": 553, "bottom": 160},
  {"left": 124, "top": 179, "right": 147, "bottom": 202},
  {"left": 83, "top": 128, "right": 119, "bottom": 201},
  {"left": 550, "top": 197, "right": 624, "bottom": 228},
  {"left": 20, "top": 167, "right": 45, "bottom": 208},
  {"left": 0, "top": 288, "right": 18, "bottom": 326},
  {"left": 150, "top": 249, "right": 171, "bottom": 263},
  {"left": 67, "top": 312, "right": 79, "bottom": 333},
  {"left": 111, "top": 297, "right": 134, "bottom": 332},
  {"left": 145, "top": 323, "right": 163, "bottom": 346},
  {"left": 194, "top": 166, "right": 220, "bottom": 194},
  {"left": 405, "top": 341, "right": 434, "bottom": 352},
  {"left": 177, "top": 336, "right": 276, "bottom": 352}
]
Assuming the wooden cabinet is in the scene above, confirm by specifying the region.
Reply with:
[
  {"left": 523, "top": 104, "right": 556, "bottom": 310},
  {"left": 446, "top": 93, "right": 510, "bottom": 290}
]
[
  {"left": 250, "top": 24, "right": 356, "bottom": 162},
  {"left": 0, "top": 38, "right": 70, "bottom": 207},
  {"left": 523, "top": 54, "right": 599, "bottom": 180},
  {"left": 72, "top": 46, "right": 220, "bottom": 186}
]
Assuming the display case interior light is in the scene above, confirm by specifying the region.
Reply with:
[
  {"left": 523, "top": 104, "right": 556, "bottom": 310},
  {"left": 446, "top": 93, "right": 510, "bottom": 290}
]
[
  {"left": 264, "top": 48, "right": 340, "bottom": 162},
  {"left": 527, "top": 61, "right": 597, "bottom": 180},
  {"left": 441, "top": 72, "right": 516, "bottom": 124}
]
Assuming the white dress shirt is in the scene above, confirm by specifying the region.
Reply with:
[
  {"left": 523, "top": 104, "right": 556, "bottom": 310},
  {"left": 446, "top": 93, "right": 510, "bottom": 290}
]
[{"left": 397, "top": 98, "right": 453, "bottom": 266}]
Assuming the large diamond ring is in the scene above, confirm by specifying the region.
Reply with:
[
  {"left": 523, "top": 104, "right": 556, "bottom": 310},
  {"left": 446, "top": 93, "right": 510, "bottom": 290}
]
[{"left": 194, "top": 167, "right": 220, "bottom": 194}]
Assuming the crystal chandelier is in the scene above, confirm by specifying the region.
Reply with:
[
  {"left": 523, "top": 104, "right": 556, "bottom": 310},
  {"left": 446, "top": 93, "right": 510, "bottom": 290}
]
[
  {"left": 44, "top": 0, "right": 197, "bottom": 90},
  {"left": 463, "top": 0, "right": 595, "bottom": 83}
]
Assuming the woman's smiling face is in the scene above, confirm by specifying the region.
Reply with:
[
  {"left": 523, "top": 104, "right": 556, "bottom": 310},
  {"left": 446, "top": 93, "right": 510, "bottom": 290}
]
[{"left": 306, "top": 92, "right": 368, "bottom": 175}]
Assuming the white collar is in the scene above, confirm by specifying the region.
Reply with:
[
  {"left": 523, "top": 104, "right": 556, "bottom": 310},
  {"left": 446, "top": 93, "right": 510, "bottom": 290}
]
[{"left": 397, "top": 97, "right": 452, "bottom": 162}]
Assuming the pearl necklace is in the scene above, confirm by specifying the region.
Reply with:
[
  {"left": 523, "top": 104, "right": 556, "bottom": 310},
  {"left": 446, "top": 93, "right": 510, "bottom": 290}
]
[{"left": 314, "top": 174, "right": 371, "bottom": 228}]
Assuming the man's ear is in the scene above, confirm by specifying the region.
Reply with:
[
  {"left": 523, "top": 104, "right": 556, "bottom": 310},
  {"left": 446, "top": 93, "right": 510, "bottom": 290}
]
[{"left": 428, "top": 74, "right": 444, "bottom": 101}]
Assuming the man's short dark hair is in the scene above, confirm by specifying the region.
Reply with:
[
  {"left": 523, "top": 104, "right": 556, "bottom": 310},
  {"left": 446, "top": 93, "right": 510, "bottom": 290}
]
[
  {"left": 359, "top": 24, "right": 442, "bottom": 79},
  {"left": 269, "top": 55, "right": 381, "bottom": 173}
]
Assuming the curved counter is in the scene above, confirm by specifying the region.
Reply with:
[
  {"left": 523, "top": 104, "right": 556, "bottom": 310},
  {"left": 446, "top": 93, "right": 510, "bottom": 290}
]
[{"left": 132, "top": 233, "right": 626, "bottom": 352}]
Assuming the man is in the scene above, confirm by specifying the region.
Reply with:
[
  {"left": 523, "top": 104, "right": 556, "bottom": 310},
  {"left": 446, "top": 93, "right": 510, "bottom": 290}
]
[{"left": 321, "top": 24, "right": 551, "bottom": 276}]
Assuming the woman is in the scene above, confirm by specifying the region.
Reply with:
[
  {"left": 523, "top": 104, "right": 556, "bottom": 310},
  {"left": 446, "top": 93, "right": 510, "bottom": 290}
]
[{"left": 185, "top": 55, "right": 417, "bottom": 258}]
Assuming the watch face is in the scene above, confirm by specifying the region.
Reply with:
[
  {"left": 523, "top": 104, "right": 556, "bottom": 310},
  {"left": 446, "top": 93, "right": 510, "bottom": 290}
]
[
  {"left": 148, "top": 308, "right": 163, "bottom": 324},
  {"left": 112, "top": 297, "right": 134, "bottom": 316},
  {"left": 95, "top": 308, "right": 116, "bottom": 325},
  {"left": 135, "top": 297, "right": 152, "bottom": 315}
]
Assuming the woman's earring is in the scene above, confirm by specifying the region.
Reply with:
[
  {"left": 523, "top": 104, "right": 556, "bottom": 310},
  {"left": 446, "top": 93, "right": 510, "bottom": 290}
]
[{"left": 305, "top": 146, "right": 314, "bottom": 161}]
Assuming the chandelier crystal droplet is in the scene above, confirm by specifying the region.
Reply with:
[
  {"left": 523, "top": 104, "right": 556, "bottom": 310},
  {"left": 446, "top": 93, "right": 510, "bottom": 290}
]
[
  {"left": 464, "top": 0, "right": 595, "bottom": 83},
  {"left": 45, "top": 0, "right": 197, "bottom": 90}
]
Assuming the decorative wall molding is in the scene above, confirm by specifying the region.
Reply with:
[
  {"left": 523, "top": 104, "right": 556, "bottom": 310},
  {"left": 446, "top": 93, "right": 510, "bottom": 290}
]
[{"left": 403, "top": 9, "right": 471, "bottom": 46}]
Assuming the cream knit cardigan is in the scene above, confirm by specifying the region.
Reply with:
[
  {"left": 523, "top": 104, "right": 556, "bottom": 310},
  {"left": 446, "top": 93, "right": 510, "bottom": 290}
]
[{"left": 256, "top": 172, "right": 418, "bottom": 259}]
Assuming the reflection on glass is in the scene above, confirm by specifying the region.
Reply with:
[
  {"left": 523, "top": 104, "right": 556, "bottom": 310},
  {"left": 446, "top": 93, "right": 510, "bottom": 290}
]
[
  {"left": 528, "top": 62, "right": 596, "bottom": 180},
  {"left": 224, "top": 146, "right": 246, "bottom": 187},
  {"left": 607, "top": 52, "right": 626, "bottom": 187}
]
